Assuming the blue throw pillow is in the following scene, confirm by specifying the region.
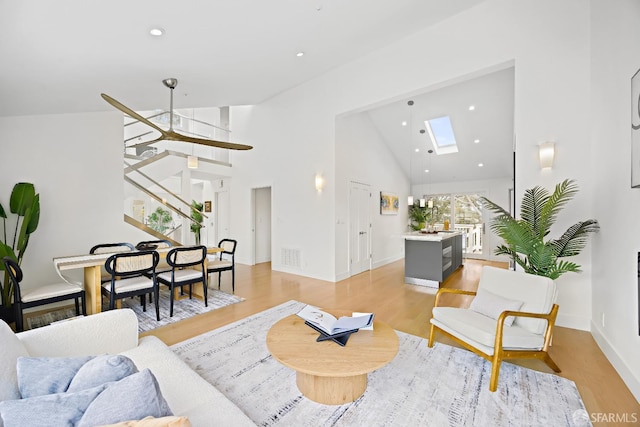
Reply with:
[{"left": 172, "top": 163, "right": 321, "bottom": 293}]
[
  {"left": 0, "top": 382, "right": 109, "bottom": 427},
  {"left": 78, "top": 369, "right": 173, "bottom": 427},
  {"left": 17, "top": 356, "right": 93, "bottom": 398},
  {"left": 67, "top": 355, "right": 138, "bottom": 393}
]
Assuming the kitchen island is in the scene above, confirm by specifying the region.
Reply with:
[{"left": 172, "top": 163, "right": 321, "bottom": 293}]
[{"left": 404, "top": 231, "right": 463, "bottom": 288}]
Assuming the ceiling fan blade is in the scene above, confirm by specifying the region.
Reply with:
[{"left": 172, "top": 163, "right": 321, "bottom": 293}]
[
  {"left": 103, "top": 90, "right": 253, "bottom": 151},
  {"left": 164, "top": 130, "right": 253, "bottom": 150},
  {"left": 127, "top": 136, "right": 164, "bottom": 149},
  {"left": 101, "top": 93, "right": 167, "bottom": 135}
]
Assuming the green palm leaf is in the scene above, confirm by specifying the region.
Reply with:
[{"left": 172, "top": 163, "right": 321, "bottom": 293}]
[{"left": 482, "top": 179, "right": 598, "bottom": 280}]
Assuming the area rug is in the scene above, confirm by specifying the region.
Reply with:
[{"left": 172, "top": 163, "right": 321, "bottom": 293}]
[
  {"left": 26, "top": 288, "right": 244, "bottom": 333},
  {"left": 171, "top": 300, "right": 591, "bottom": 427}
]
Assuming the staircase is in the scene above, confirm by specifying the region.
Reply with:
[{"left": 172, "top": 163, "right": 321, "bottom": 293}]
[{"left": 121, "top": 107, "right": 233, "bottom": 246}]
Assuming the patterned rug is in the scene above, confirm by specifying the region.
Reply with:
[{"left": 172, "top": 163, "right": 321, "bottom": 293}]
[
  {"left": 171, "top": 300, "right": 591, "bottom": 427},
  {"left": 26, "top": 288, "right": 244, "bottom": 333}
]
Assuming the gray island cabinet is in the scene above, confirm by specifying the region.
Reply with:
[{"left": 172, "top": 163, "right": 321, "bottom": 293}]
[{"left": 404, "top": 231, "right": 463, "bottom": 288}]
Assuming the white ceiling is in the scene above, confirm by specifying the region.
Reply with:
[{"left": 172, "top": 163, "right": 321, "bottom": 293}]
[
  {"left": 0, "top": 0, "right": 485, "bottom": 117},
  {"left": 1, "top": 0, "right": 513, "bottom": 187}
]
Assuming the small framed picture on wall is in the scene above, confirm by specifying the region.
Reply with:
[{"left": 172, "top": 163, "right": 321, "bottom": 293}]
[{"left": 380, "top": 191, "right": 399, "bottom": 215}]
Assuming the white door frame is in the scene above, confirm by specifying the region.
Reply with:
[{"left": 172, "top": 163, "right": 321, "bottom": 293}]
[
  {"left": 250, "top": 185, "right": 273, "bottom": 266},
  {"left": 348, "top": 181, "right": 371, "bottom": 276}
]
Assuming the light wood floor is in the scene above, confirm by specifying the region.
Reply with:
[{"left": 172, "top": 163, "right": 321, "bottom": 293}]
[{"left": 142, "top": 259, "right": 638, "bottom": 426}]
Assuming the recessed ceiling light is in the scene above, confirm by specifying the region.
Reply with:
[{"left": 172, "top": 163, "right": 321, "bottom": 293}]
[
  {"left": 415, "top": 148, "right": 420, "bottom": 152},
  {"left": 468, "top": 105, "right": 475, "bottom": 111},
  {"left": 478, "top": 163, "right": 484, "bottom": 167},
  {"left": 149, "top": 28, "right": 164, "bottom": 37},
  {"left": 474, "top": 139, "right": 480, "bottom": 144},
  {"left": 296, "top": 52, "right": 305, "bottom": 57},
  {"left": 425, "top": 169, "right": 429, "bottom": 173},
  {"left": 402, "top": 121, "right": 407, "bottom": 126}
]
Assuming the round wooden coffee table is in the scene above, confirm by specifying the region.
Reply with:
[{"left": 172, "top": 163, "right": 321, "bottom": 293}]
[{"left": 266, "top": 310, "right": 399, "bottom": 405}]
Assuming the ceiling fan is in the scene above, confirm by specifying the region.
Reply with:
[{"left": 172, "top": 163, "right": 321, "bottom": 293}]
[{"left": 101, "top": 78, "right": 253, "bottom": 151}]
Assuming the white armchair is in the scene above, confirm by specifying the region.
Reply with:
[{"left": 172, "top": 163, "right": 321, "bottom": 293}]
[{"left": 428, "top": 266, "right": 560, "bottom": 392}]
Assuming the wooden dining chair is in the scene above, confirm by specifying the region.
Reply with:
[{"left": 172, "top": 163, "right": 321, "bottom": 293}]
[
  {"left": 207, "top": 239, "right": 237, "bottom": 293},
  {"left": 157, "top": 246, "right": 208, "bottom": 317},
  {"left": 102, "top": 250, "right": 160, "bottom": 321},
  {"left": 136, "top": 240, "right": 173, "bottom": 275},
  {"left": 90, "top": 242, "right": 135, "bottom": 283},
  {"left": 1, "top": 256, "right": 86, "bottom": 332}
]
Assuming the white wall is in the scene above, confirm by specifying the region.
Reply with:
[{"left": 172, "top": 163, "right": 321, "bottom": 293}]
[
  {"left": 335, "top": 112, "right": 410, "bottom": 280},
  {"left": 589, "top": 0, "right": 640, "bottom": 401},
  {"left": 0, "top": 112, "right": 150, "bottom": 289}
]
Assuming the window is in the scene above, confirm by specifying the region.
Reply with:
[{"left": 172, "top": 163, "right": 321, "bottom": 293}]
[
  {"left": 422, "top": 192, "right": 484, "bottom": 257},
  {"left": 424, "top": 116, "right": 458, "bottom": 155}
]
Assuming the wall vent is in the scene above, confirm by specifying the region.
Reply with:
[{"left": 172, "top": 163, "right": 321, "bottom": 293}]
[{"left": 281, "top": 248, "right": 301, "bottom": 269}]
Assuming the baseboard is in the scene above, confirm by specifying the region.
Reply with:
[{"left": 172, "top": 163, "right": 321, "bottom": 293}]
[
  {"left": 590, "top": 321, "right": 640, "bottom": 402},
  {"left": 556, "top": 313, "right": 590, "bottom": 331},
  {"left": 271, "top": 264, "right": 333, "bottom": 282},
  {"left": 333, "top": 254, "right": 404, "bottom": 282},
  {"left": 372, "top": 254, "right": 403, "bottom": 270},
  {"left": 335, "top": 271, "right": 350, "bottom": 282}
]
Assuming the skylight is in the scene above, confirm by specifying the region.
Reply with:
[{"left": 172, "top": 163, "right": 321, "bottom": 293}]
[{"left": 424, "top": 116, "right": 458, "bottom": 155}]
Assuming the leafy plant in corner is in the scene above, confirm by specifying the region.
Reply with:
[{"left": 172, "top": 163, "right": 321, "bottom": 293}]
[
  {"left": 190, "top": 200, "right": 204, "bottom": 245},
  {"left": 0, "top": 183, "right": 40, "bottom": 309},
  {"left": 481, "top": 179, "right": 599, "bottom": 280}
]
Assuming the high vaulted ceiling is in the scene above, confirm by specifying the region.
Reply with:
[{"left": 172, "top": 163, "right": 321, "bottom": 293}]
[
  {"left": 365, "top": 67, "right": 514, "bottom": 186},
  {"left": 0, "top": 0, "right": 485, "bottom": 117}
]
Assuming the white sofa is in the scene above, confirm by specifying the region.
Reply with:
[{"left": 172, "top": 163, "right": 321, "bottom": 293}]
[{"left": 0, "top": 309, "right": 255, "bottom": 427}]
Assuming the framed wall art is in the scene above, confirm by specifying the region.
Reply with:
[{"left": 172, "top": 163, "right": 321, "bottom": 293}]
[{"left": 380, "top": 191, "right": 399, "bottom": 215}]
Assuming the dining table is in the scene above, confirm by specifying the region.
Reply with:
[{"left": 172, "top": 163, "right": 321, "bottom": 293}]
[{"left": 53, "top": 246, "right": 223, "bottom": 315}]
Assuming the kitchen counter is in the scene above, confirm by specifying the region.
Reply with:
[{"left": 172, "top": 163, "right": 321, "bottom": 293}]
[
  {"left": 403, "top": 231, "right": 463, "bottom": 241},
  {"left": 404, "top": 231, "right": 463, "bottom": 288}
]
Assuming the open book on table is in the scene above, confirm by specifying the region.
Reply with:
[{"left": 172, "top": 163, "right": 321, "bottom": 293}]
[{"left": 297, "top": 305, "right": 374, "bottom": 336}]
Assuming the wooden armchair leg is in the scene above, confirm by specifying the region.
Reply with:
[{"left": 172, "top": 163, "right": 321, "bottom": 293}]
[
  {"left": 490, "top": 354, "right": 502, "bottom": 392},
  {"left": 543, "top": 353, "right": 561, "bottom": 373},
  {"left": 428, "top": 324, "right": 436, "bottom": 348}
]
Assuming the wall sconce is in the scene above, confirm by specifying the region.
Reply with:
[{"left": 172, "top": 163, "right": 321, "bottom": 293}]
[
  {"left": 315, "top": 174, "right": 325, "bottom": 192},
  {"left": 539, "top": 141, "right": 555, "bottom": 169},
  {"left": 187, "top": 155, "right": 198, "bottom": 169},
  {"left": 408, "top": 196, "right": 414, "bottom": 205}
]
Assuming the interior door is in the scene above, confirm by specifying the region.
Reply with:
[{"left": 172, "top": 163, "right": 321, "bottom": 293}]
[
  {"left": 254, "top": 187, "right": 272, "bottom": 264},
  {"left": 349, "top": 182, "right": 371, "bottom": 276}
]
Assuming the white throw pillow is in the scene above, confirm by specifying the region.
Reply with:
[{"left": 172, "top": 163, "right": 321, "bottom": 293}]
[
  {"left": 469, "top": 288, "right": 524, "bottom": 327},
  {"left": 0, "top": 320, "right": 29, "bottom": 401}
]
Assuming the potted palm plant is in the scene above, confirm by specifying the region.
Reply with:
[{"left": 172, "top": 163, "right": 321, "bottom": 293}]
[
  {"left": 0, "top": 183, "right": 40, "bottom": 322},
  {"left": 190, "top": 200, "right": 204, "bottom": 245},
  {"left": 481, "top": 179, "right": 599, "bottom": 280}
]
